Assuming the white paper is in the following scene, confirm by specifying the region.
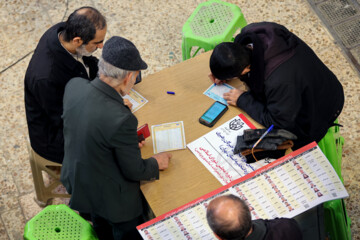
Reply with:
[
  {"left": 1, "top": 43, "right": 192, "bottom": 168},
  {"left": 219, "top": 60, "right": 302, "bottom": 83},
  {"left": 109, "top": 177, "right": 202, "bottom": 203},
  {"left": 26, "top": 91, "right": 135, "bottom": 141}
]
[
  {"left": 123, "top": 89, "right": 148, "bottom": 113},
  {"left": 151, "top": 121, "right": 186, "bottom": 153},
  {"left": 187, "top": 114, "right": 268, "bottom": 185},
  {"left": 203, "top": 83, "right": 234, "bottom": 105}
]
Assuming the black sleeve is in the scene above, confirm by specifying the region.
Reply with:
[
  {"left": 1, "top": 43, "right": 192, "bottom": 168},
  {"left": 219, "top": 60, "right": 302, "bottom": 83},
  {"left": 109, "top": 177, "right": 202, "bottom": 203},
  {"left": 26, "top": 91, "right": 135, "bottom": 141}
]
[
  {"left": 236, "top": 74, "right": 301, "bottom": 130},
  {"left": 33, "top": 78, "right": 64, "bottom": 128},
  {"left": 265, "top": 218, "right": 303, "bottom": 240},
  {"left": 111, "top": 114, "right": 159, "bottom": 181}
]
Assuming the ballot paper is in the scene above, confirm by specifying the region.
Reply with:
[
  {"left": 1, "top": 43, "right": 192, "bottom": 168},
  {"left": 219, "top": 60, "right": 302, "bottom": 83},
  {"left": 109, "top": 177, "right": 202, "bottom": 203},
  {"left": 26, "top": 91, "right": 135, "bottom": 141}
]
[
  {"left": 187, "top": 114, "right": 274, "bottom": 185},
  {"left": 151, "top": 121, "right": 186, "bottom": 153},
  {"left": 123, "top": 89, "right": 148, "bottom": 113},
  {"left": 203, "top": 83, "right": 234, "bottom": 105},
  {"left": 137, "top": 142, "right": 349, "bottom": 240}
]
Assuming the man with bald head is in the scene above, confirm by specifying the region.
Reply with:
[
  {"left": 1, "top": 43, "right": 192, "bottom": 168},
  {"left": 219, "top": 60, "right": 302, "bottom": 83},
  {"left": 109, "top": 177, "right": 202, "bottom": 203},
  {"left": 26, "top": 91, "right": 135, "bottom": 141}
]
[
  {"left": 25, "top": 6, "right": 107, "bottom": 165},
  {"left": 206, "top": 194, "right": 302, "bottom": 240}
]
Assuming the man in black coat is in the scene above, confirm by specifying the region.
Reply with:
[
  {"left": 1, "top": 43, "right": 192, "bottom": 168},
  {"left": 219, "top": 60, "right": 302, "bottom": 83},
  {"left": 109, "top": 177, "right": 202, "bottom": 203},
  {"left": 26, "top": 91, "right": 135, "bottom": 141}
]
[
  {"left": 206, "top": 194, "right": 302, "bottom": 240},
  {"left": 24, "top": 6, "right": 107, "bottom": 163},
  {"left": 209, "top": 22, "right": 344, "bottom": 150},
  {"left": 61, "top": 36, "right": 172, "bottom": 240}
]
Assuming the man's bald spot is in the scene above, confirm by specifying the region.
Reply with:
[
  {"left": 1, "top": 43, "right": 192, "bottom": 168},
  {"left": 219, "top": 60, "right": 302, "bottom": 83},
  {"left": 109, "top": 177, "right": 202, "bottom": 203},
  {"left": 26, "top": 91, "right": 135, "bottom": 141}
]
[
  {"left": 76, "top": 7, "right": 93, "bottom": 16},
  {"left": 208, "top": 196, "right": 242, "bottom": 229},
  {"left": 74, "top": 7, "right": 106, "bottom": 29}
]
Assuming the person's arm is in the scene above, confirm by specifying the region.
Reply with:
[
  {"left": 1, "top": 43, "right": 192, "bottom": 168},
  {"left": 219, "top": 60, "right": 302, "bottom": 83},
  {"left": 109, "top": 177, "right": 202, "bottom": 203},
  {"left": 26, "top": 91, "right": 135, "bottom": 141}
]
[
  {"left": 33, "top": 77, "right": 64, "bottom": 128},
  {"left": 111, "top": 116, "right": 170, "bottom": 181},
  {"left": 236, "top": 77, "right": 301, "bottom": 130}
]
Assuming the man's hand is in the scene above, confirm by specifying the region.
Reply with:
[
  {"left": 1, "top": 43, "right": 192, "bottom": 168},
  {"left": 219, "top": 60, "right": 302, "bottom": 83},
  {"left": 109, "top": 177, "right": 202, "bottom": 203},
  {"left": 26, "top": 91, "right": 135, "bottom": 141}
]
[
  {"left": 208, "top": 73, "right": 225, "bottom": 85},
  {"left": 223, "top": 89, "right": 245, "bottom": 106},
  {"left": 138, "top": 140, "right": 145, "bottom": 148},
  {"left": 123, "top": 99, "right": 133, "bottom": 110},
  {"left": 153, "top": 152, "right": 172, "bottom": 170}
]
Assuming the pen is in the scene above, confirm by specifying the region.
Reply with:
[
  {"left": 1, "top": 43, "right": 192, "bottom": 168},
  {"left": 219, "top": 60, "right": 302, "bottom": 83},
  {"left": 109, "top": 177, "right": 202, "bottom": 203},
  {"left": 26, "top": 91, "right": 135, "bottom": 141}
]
[
  {"left": 167, "top": 91, "right": 175, "bottom": 95},
  {"left": 252, "top": 125, "right": 274, "bottom": 148}
]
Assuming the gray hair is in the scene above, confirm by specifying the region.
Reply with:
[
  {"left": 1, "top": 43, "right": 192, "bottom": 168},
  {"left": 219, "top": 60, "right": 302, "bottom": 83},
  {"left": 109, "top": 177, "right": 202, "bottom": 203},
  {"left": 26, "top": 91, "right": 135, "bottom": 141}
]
[{"left": 98, "top": 57, "right": 135, "bottom": 81}]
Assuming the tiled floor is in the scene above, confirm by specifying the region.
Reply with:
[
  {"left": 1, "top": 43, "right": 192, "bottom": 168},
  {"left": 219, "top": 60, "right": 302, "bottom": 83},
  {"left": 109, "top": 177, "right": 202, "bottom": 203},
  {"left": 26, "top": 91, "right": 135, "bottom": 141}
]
[
  {"left": 0, "top": 0, "right": 359, "bottom": 239},
  {"left": 307, "top": 0, "right": 360, "bottom": 73}
]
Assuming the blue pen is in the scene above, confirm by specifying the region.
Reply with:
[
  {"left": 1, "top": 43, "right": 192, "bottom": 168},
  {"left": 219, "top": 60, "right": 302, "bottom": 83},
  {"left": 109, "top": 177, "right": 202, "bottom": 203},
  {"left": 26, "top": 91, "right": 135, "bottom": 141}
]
[
  {"left": 167, "top": 91, "right": 175, "bottom": 95},
  {"left": 252, "top": 125, "right": 274, "bottom": 148}
]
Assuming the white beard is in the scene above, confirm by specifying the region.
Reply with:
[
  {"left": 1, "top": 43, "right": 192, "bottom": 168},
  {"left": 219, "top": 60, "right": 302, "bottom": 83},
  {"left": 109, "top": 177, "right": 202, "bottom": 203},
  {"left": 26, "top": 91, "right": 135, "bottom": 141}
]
[{"left": 76, "top": 45, "right": 95, "bottom": 57}]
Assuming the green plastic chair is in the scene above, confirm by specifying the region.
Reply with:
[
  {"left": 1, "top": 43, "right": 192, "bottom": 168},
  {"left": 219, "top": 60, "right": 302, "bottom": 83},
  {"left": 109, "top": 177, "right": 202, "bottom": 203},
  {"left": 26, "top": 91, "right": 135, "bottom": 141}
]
[
  {"left": 23, "top": 204, "right": 98, "bottom": 240},
  {"left": 318, "top": 120, "right": 344, "bottom": 181},
  {"left": 318, "top": 121, "right": 352, "bottom": 240},
  {"left": 323, "top": 199, "right": 351, "bottom": 240},
  {"left": 181, "top": 0, "right": 247, "bottom": 60}
]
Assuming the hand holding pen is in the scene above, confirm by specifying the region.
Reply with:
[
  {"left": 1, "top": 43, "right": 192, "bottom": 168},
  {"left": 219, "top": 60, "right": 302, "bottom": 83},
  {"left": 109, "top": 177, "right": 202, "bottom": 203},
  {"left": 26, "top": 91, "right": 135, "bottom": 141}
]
[{"left": 208, "top": 73, "right": 225, "bottom": 86}]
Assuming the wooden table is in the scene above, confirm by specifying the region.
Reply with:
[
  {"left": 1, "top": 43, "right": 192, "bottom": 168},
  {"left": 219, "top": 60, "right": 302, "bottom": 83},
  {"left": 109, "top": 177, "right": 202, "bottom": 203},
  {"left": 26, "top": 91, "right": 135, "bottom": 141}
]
[{"left": 133, "top": 51, "right": 262, "bottom": 216}]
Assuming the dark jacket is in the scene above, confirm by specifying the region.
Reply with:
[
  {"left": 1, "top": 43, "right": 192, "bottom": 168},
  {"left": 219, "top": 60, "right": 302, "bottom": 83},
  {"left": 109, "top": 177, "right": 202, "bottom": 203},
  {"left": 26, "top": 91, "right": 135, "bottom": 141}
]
[
  {"left": 246, "top": 218, "right": 302, "bottom": 240},
  {"left": 235, "top": 22, "right": 344, "bottom": 149},
  {"left": 60, "top": 77, "right": 159, "bottom": 223},
  {"left": 24, "top": 22, "right": 99, "bottom": 163}
]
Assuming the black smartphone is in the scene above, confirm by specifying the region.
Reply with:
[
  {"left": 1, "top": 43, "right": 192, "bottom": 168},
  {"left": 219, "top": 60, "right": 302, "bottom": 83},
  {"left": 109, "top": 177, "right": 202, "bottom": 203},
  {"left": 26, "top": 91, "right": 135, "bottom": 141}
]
[
  {"left": 135, "top": 71, "right": 142, "bottom": 84},
  {"left": 199, "top": 101, "right": 228, "bottom": 127}
]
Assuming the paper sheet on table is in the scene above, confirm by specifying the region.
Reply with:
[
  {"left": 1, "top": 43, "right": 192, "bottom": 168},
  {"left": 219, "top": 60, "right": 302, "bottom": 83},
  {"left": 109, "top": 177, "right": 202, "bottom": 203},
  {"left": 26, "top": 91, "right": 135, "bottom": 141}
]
[
  {"left": 123, "top": 89, "right": 148, "bottom": 113},
  {"left": 188, "top": 114, "right": 275, "bottom": 185},
  {"left": 203, "top": 83, "right": 234, "bottom": 105},
  {"left": 137, "top": 142, "right": 349, "bottom": 240},
  {"left": 151, "top": 121, "right": 186, "bottom": 153}
]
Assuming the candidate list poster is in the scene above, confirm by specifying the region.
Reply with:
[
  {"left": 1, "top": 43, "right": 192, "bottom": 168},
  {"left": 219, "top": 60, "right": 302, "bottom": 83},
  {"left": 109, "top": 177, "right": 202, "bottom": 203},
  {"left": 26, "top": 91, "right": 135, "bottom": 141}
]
[{"left": 137, "top": 142, "right": 348, "bottom": 240}]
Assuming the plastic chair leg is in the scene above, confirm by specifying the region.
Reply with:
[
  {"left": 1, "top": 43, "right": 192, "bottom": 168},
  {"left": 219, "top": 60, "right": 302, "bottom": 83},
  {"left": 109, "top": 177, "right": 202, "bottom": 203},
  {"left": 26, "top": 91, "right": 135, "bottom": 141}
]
[
  {"left": 27, "top": 143, "right": 70, "bottom": 207},
  {"left": 181, "top": 38, "right": 192, "bottom": 61},
  {"left": 29, "top": 152, "right": 51, "bottom": 207}
]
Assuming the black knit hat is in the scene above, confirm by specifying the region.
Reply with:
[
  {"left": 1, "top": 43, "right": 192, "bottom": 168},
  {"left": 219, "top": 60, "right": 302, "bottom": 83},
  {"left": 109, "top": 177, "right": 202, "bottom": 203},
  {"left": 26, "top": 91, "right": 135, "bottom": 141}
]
[{"left": 102, "top": 36, "right": 148, "bottom": 71}]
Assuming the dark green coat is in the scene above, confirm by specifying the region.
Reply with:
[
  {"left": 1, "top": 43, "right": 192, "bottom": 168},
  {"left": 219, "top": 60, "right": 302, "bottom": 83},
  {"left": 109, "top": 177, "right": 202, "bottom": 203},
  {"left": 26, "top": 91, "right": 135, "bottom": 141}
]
[{"left": 60, "top": 77, "right": 159, "bottom": 223}]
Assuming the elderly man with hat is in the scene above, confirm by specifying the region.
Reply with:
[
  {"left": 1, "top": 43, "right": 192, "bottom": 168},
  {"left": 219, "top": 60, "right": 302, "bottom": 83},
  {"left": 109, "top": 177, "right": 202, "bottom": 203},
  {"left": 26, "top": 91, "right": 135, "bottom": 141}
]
[{"left": 60, "top": 36, "right": 172, "bottom": 240}]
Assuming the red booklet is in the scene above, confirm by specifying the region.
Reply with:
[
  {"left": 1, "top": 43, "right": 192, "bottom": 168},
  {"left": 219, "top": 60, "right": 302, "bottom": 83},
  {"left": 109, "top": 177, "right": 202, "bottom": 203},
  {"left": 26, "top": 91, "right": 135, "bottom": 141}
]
[{"left": 137, "top": 123, "right": 150, "bottom": 142}]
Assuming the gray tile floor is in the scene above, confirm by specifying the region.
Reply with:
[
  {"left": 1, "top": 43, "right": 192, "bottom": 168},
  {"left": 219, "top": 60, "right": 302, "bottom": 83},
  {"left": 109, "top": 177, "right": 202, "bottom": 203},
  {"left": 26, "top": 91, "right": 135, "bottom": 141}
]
[
  {"left": 0, "top": 0, "right": 359, "bottom": 239},
  {"left": 307, "top": 0, "right": 360, "bottom": 73}
]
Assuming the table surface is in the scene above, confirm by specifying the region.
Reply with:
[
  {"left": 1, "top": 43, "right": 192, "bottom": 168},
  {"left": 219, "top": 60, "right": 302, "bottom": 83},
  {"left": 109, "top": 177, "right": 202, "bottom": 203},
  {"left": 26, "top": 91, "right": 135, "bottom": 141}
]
[{"left": 133, "top": 51, "right": 263, "bottom": 216}]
